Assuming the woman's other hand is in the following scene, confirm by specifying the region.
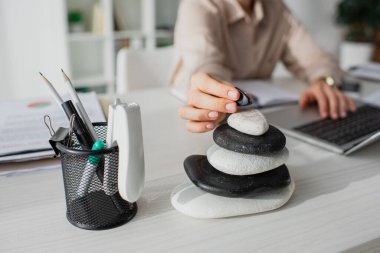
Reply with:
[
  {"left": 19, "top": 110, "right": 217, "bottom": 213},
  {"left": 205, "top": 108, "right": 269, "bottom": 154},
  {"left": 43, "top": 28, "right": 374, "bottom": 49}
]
[{"left": 299, "top": 79, "right": 356, "bottom": 119}]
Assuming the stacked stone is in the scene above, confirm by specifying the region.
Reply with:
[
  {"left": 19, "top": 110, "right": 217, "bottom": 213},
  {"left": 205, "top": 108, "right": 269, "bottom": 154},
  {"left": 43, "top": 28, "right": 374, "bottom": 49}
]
[{"left": 171, "top": 110, "right": 295, "bottom": 219}]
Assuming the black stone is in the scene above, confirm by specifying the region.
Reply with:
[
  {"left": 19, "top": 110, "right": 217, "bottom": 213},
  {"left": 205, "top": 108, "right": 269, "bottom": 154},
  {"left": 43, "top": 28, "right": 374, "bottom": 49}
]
[
  {"left": 184, "top": 155, "right": 291, "bottom": 198},
  {"left": 236, "top": 87, "right": 255, "bottom": 106},
  {"left": 213, "top": 124, "right": 286, "bottom": 155}
]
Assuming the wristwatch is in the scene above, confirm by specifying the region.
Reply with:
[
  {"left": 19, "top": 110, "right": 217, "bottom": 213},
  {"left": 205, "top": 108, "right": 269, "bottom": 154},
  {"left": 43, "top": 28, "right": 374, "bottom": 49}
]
[{"left": 319, "top": 76, "right": 340, "bottom": 89}]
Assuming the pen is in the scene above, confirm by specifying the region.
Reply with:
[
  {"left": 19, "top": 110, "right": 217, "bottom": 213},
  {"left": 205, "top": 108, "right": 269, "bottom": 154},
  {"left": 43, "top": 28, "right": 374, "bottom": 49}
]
[
  {"left": 76, "top": 140, "right": 123, "bottom": 214},
  {"left": 61, "top": 69, "right": 98, "bottom": 141},
  {"left": 61, "top": 99, "right": 103, "bottom": 190},
  {"left": 61, "top": 100, "right": 95, "bottom": 149},
  {"left": 60, "top": 71, "right": 105, "bottom": 186},
  {"left": 77, "top": 140, "right": 105, "bottom": 198}
]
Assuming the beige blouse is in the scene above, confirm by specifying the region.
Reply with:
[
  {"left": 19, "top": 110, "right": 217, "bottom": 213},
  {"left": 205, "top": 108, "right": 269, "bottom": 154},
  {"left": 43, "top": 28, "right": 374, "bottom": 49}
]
[{"left": 170, "top": 0, "right": 343, "bottom": 100}]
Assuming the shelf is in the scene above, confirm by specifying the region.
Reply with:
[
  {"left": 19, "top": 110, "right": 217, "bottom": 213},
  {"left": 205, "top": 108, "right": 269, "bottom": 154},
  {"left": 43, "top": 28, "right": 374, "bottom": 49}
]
[
  {"left": 69, "top": 32, "right": 106, "bottom": 42},
  {"left": 72, "top": 75, "right": 108, "bottom": 88},
  {"left": 156, "top": 29, "right": 173, "bottom": 38},
  {"left": 113, "top": 30, "right": 145, "bottom": 40},
  {"left": 64, "top": 0, "right": 180, "bottom": 95},
  {"left": 114, "top": 29, "right": 173, "bottom": 40}
]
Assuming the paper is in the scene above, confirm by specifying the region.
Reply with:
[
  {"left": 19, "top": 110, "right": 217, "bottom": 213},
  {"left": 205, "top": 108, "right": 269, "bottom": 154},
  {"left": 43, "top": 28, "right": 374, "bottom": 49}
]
[
  {"left": 350, "top": 62, "right": 380, "bottom": 82},
  {"left": 0, "top": 163, "right": 61, "bottom": 177},
  {"left": 0, "top": 150, "right": 55, "bottom": 163},
  {"left": 234, "top": 80, "right": 299, "bottom": 107},
  {"left": 0, "top": 92, "right": 105, "bottom": 161}
]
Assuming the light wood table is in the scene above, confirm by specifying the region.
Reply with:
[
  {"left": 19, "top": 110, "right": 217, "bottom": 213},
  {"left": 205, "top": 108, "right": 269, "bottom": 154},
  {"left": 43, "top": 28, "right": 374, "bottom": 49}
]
[{"left": 1, "top": 79, "right": 380, "bottom": 253}]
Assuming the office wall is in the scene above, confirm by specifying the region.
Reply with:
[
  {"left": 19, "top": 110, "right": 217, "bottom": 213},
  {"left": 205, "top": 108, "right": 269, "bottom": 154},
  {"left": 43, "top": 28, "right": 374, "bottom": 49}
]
[
  {"left": 0, "top": 0, "right": 69, "bottom": 100},
  {"left": 284, "top": 0, "right": 343, "bottom": 57}
]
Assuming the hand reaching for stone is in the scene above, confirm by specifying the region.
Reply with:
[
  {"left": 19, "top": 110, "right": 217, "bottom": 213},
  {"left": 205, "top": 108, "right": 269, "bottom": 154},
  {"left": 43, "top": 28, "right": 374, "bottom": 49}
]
[
  {"left": 179, "top": 72, "right": 240, "bottom": 133},
  {"left": 299, "top": 79, "right": 356, "bottom": 119}
]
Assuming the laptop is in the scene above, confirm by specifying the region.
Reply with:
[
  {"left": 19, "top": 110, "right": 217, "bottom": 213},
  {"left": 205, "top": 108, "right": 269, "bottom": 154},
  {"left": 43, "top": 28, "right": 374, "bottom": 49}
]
[{"left": 264, "top": 102, "right": 380, "bottom": 155}]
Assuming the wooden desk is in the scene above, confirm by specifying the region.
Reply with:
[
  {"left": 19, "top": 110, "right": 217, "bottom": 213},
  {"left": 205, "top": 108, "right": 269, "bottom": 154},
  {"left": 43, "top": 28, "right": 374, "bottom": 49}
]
[{"left": 1, "top": 79, "right": 380, "bottom": 253}]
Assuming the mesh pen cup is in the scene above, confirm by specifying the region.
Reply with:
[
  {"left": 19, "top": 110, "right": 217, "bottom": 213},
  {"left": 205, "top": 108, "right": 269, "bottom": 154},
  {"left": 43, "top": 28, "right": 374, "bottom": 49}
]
[{"left": 55, "top": 123, "right": 137, "bottom": 230}]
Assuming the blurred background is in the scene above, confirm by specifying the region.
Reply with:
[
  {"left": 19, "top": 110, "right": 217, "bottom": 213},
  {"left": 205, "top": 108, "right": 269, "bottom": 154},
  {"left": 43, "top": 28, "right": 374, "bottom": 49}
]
[{"left": 0, "top": 0, "right": 379, "bottom": 99}]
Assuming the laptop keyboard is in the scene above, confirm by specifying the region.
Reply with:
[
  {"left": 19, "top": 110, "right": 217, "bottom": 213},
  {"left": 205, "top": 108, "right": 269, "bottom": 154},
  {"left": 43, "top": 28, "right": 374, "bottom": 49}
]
[{"left": 294, "top": 105, "right": 380, "bottom": 146}]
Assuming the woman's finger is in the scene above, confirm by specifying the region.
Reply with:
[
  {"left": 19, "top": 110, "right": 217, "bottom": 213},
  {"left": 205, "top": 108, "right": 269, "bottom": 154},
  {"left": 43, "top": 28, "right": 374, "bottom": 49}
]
[
  {"left": 336, "top": 92, "right": 347, "bottom": 118},
  {"left": 188, "top": 89, "right": 238, "bottom": 113},
  {"left": 345, "top": 95, "right": 357, "bottom": 112},
  {"left": 323, "top": 86, "right": 339, "bottom": 119},
  {"left": 312, "top": 86, "right": 329, "bottom": 118},
  {"left": 179, "top": 105, "right": 219, "bottom": 121},
  {"left": 191, "top": 73, "right": 240, "bottom": 101}
]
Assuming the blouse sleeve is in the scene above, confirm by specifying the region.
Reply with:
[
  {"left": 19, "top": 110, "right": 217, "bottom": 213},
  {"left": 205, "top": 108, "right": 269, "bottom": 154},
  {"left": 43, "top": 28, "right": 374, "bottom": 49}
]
[{"left": 281, "top": 8, "right": 344, "bottom": 83}]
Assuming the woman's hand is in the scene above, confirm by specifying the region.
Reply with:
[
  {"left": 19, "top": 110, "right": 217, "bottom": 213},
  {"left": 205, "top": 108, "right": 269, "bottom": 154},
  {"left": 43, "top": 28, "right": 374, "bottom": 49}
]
[
  {"left": 299, "top": 79, "right": 356, "bottom": 119},
  {"left": 179, "top": 72, "right": 240, "bottom": 133}
]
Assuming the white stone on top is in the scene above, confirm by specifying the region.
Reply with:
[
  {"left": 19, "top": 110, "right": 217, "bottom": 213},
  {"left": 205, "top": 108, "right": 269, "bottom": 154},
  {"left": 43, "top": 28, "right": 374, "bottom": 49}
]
[
  {"left": 171, "top": 180, "right": 295, "bottom": 219},
  {"left": 207, "top": 144, "right": 289, "bottom": 175},
  {"left": 227, "top": 109, "right": 269, "bottom": 136}
]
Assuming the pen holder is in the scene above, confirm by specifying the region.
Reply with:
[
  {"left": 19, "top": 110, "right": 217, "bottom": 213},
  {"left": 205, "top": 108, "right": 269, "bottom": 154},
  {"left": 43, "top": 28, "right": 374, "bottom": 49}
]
[{"left": 54, "top": 123, "right": 137, "bottom": 230}]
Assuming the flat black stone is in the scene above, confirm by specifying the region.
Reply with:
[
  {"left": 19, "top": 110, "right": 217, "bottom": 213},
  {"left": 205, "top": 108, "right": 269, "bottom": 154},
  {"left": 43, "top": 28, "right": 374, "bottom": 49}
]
[
  {"left": 184, "top": 155, "right": 291, "bottom": 198},
  {"left": 213, "top": 124, "right": 286, "bottom": 155}
]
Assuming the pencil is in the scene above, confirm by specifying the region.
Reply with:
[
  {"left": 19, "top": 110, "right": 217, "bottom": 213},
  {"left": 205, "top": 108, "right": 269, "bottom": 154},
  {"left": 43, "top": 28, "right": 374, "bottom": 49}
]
[
  {"left": 61, "top": 69, "right": 98, "bottom": 140},
  {"left": 39, "top": 72, "right": 64, "bottom": 105}
]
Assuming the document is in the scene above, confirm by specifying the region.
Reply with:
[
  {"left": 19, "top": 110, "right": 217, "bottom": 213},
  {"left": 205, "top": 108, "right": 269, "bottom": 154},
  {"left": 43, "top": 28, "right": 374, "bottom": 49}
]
[
  {"left": 0, "top": 163, "right": 61, "bottom": 177},
  {"left": 234, "top": 80, "right": 299, "bottom": 108},
  {"left": 0, "top": 92, "right": 105, "bottom": 162},
  {"left": 349, "top": 62, "right": 380, "bottom": 82}
]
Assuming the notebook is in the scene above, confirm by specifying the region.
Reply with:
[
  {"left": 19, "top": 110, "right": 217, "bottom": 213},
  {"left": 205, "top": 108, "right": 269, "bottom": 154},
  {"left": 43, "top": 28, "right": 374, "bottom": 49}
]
[
  {"left": 0, "top": 92, "right": 105, "bottom": 163},
  {"left": 234, "top": 80, "right": 299, "bottom": 108}
]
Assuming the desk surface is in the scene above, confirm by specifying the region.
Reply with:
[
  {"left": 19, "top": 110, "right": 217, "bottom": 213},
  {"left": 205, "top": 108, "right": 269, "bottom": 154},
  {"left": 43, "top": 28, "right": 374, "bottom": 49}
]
[{"left": 1, "top": 79, "right": 380, "bottom": 253}]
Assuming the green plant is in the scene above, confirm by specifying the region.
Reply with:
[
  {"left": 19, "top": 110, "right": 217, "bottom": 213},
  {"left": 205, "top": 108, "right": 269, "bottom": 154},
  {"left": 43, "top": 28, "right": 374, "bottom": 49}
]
[
  {"left": 336, "top": 0, "right": 380, "bottom": 42},
  {"left": 68, "top": 11, "right": 83, "bottom": 24}
]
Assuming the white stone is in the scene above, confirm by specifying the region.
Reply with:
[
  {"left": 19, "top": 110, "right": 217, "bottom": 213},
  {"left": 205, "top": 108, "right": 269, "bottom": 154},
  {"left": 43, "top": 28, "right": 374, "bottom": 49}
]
[
  {"left": 171, "top": 180, "right": 295, "bottom": 219},
  {"left": 207, "top": 144, "right": 289, "bottom": 175},
  {"left": 227, "top": 110, "right": 269, "bottom": 135}
]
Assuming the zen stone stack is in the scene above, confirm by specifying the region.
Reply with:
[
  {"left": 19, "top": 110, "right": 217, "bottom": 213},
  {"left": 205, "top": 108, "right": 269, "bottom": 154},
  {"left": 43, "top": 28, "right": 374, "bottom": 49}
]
[{"left": 171, "top": 110, "right": 295, "bottom": 219}]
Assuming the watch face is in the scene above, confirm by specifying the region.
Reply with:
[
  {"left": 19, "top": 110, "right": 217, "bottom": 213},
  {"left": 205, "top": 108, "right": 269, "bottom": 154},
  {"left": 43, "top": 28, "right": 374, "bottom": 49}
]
[{"left": 325, "top": 76, "right": 335, "bottom": 86}]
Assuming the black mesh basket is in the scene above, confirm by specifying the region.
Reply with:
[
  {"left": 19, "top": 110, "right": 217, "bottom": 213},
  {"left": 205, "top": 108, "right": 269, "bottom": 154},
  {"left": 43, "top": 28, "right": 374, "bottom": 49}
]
[{"left": 54, "top": 123, "right": 137, "bottom": 230}]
